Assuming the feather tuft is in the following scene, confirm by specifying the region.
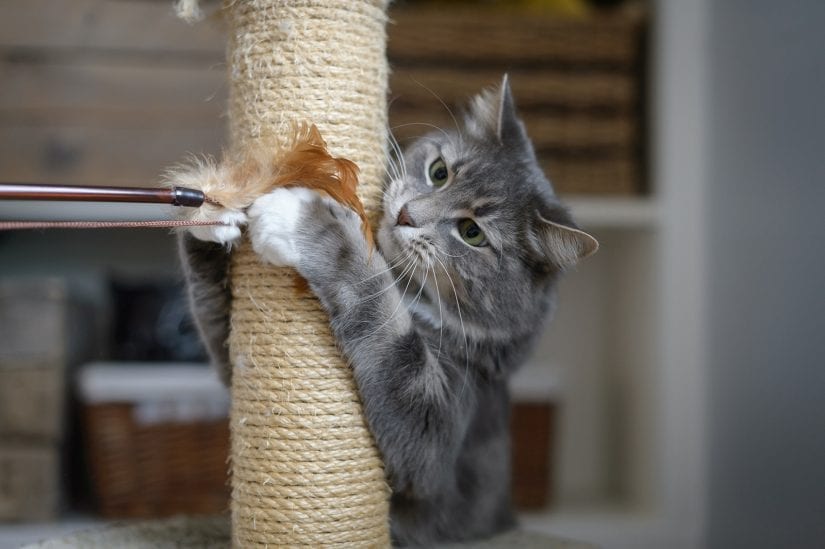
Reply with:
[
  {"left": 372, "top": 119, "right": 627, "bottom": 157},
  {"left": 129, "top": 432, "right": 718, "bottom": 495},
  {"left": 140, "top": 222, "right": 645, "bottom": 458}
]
[
  {"left": 272, "top": 124, "right": 374, "bottom": 250},
  {"left": 163, "top": 122, "right": 374, "bottom": 250}
]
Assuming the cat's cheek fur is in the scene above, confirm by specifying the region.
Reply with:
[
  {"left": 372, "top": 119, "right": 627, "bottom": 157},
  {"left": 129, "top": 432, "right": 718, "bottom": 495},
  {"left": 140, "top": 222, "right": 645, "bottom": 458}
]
[{"left": 248, "top": 187, "right": 319, "bottom": 267}]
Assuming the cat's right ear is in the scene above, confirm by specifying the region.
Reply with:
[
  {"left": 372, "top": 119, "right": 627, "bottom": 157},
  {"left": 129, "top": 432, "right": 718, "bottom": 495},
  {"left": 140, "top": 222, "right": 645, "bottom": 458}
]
[
  {"left": 532, "top": 209, "right": 599, "bottom": 269},
  {"left": 465, "top": 74, "right": 528, "bottom": 146}
]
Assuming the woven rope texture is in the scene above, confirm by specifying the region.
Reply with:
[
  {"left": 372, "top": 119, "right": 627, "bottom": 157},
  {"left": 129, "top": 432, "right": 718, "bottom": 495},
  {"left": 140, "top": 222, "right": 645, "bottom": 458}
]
[{"left": 224, "top": 1, "right": 391, "bottom": 547}]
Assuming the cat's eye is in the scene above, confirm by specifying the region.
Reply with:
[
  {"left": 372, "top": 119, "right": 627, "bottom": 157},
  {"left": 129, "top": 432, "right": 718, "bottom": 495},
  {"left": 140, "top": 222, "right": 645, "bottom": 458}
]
[
  {"left": 458, "top": 219, "right": 487, "bottom": 247},
  {"left": 427, "top": 158, "right": 450, "bottom": 188}
]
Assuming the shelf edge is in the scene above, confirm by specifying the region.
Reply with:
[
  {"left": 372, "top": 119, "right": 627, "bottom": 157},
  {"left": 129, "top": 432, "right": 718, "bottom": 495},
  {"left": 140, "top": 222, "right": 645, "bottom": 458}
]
[{"left": 563, "top": 195, "right": 659, "bottom": 230}]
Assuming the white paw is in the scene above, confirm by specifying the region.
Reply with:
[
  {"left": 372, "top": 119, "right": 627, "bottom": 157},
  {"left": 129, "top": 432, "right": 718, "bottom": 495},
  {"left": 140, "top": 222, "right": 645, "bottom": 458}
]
[
  {"left": 248, "top": 187, "right": 318, "bottom": 267},
  {"left": 188, "top": 208, "right": 247, "bottom": 246}
]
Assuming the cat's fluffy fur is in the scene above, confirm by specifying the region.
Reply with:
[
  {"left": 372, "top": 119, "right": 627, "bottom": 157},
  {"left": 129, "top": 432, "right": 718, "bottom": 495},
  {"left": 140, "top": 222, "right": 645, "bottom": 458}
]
[{"left": 177, "top": 76, "right": 596, "bottom": 545}]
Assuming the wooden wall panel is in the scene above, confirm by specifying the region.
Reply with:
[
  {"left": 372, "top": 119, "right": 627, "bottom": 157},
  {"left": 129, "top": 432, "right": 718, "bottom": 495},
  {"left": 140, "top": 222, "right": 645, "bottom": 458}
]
[
  {"left": 0, "top": 2, "right": 645, "bottom": 194},
  {"left": 387, "top": 5, "right": 646, "bottom": 195},
  {"left": 0, "top": 62, "right": 225, "bottom": 122},
  {"left": 0, "top": 1, "right": 224, "bottom": 54},
  {"left": 0, "top": 126, "right": 223, "bottom": 186},
  {"left": 0, "top": 1, "right": 227, "bottom": 188}
]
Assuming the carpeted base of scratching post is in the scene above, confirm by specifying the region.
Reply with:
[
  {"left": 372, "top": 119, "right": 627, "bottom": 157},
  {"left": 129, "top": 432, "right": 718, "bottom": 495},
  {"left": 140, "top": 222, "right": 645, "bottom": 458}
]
[{"left": 21, "top": 516, "right": 596, "bottom": 549}]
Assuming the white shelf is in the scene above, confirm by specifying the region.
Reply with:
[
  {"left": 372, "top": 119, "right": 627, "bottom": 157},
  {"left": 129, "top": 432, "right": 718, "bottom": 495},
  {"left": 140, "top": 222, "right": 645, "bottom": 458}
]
[
  {"left": 523, "top": 0, "right": 709, "bottom": 547},
  {"left": 510, "top": 360, "right": 562, "bottom": 402},
  {"left": 564, "top": 195, "right": 659, "bottom": 230},
  {"left": 520, "top": 509, "right": 686, "bottom": 549}
]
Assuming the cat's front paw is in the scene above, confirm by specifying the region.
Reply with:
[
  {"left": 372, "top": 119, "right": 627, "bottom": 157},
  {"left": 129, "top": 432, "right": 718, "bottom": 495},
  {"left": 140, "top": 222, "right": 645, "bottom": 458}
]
[
  {"left": 248, "top": 187, "right": 318, "bottom": 267},
  {"left": 188, "top": 208, "right": 246, "bottom": 246}
]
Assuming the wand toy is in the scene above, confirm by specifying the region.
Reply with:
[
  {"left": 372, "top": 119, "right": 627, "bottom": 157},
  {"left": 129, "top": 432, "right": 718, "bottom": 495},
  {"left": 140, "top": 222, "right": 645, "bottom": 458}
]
[
  {"left": 0, "top": 124, "right": 373, "bottom": 244},
  {"left": 0, "top": 182, "right": 226, "bottom": 231},
  {"left": 0, "top": 182, "right": 221, "bottom": 207}
]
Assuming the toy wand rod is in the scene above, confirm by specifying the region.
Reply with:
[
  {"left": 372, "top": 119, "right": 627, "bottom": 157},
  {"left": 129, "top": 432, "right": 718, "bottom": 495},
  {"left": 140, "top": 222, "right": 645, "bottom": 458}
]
[
  {"left": 0, "top": 182, "right": 214, "bottom": 208},
  {"left": 0, "top": 182, "right": 225, "bottom": 230}
]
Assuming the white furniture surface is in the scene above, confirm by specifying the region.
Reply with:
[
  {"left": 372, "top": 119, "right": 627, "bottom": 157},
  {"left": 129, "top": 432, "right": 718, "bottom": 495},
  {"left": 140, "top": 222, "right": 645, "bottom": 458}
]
[{"left": 518, "top": 1, "right": 708, "bottom": 548}]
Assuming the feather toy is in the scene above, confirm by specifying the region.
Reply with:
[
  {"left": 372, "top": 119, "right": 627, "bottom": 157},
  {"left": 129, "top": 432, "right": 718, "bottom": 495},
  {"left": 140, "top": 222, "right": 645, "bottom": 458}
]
[{"left": 165, "top": 123, "right": 374, "bottom": 249}]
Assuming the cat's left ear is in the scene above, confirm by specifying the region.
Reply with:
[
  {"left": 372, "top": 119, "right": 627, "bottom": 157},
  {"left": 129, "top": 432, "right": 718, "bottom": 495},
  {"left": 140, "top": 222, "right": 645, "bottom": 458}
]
[{"left": 533, "top": 210, "right": 599, "bottom": 269}]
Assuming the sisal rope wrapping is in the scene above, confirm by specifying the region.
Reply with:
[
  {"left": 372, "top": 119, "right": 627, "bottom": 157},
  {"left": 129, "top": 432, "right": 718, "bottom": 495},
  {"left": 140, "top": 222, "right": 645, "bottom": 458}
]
[{"left": 224, "top": 1, "right": 391, "bottom": 547}]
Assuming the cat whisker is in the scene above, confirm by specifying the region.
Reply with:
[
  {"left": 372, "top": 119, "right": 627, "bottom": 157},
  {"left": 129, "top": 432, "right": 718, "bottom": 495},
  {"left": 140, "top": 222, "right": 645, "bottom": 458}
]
[
  {"left": 382, "top": 157, "right": 402, "bottom": 186},
  {"left": 395, "top": 253, "right": 420, "bottom": 285},
  {"left": 360, "top": 255, "right": 417, "bottom": 303},
  {"left": 392, "top": 135, "right": 430, "bottom": 146},
  {"left": 434, "top": 247, "right": 470, "bottom": 259},
  {"left": 408, "top": 76, "right": 464, "bottom": 143},
  {"left": 361, "top": 255, "right": 421, "bottom": 343},
  {"left": 431, "top": 259, "right": 445, "bottom": 363},
  {"left": 383, "top": 164, "right": 399, "bottom": 185},
  {"left": 387, "top": 156, "right": 404, "bottom": 183},
  {"left": 386, "top": 130, "right": 408, "bottom": 181},
  {"left": 347, "top": 253, "right": 421, "bottom": 346},
  {"left": 406, "top": 256, "right": 430, "bottom": 311},
  {"left": 432, "top": 252, "right": 471, "bottom": 399},
  {"left": 356, "top": 248, "right": 415, "bottom": 287},
  {"left": 390, "top": 123, "right": 453, "bottom": 145}
]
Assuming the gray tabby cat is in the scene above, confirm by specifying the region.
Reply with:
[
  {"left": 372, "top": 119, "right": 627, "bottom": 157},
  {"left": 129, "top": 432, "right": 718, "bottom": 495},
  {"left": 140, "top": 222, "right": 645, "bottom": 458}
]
[{"left": 178, "top": 76, "right": 597, "bottom": 545}]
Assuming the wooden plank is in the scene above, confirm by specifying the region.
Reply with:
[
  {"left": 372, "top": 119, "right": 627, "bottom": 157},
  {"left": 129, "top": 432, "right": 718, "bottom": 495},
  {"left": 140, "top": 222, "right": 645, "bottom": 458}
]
[
  {"left": 0, "top": 60, "right": 226, "bottom": 128},
  {"left": 0, "top": 0, "right": 224, "bottom": 54},
  {"left": 390, "top": 68, "right": 636, "bottom": 110},
  {"left": 1, "top": 1, "right": 642, "bottom": 65},
  {"left": 0, "top": 126, "right": 224, "bottom": 187},
  {"left": 543, "top": 155, "right": 640, "bottom": 195},
  {"left": 389, "top": 6, "right": 644, "bottom": 66},
  {"left": 390, "top": 109, "right": 637, "bottom": 149},
  {"left": 0, "top": 106, "right": 226, "bottom": 131},
  {"left": 2, "top": 121, "right": 639, "bottom": 193},
  {"left": 528, "top": 116, "right": 637, "bottom": 150}
]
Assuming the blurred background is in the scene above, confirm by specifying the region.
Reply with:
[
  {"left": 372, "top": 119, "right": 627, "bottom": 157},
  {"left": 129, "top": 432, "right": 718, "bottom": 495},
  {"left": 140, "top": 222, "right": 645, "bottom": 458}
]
[{"left": 0, "top": 0, "right": 823, "bottom": 547}]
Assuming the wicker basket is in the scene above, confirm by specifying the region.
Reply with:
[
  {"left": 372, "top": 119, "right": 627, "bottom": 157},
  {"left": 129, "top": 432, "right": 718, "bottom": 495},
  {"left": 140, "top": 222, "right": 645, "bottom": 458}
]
[
  {"left": 78, "top": 363, "right": 230, "bottom": 519},
  {"left": 510, "top": 366, "right": 561, "bottom": 510},
  {"left": 388, "top": 5, "right": 647, "bottom": 195},
  {"left": 511, "top": 402, "right": 556, "bottom": 509}
]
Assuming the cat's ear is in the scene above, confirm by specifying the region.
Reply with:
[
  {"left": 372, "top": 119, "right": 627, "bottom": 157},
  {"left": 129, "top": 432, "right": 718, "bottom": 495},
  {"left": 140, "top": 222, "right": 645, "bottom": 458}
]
[
  {"left": 495, "top": 74, "right": 528, "bottom": 144},
  {"left": 533, "top": 209, "right": 599, "bottom": 269},
  {"left": 466, "top": 74, "right": 529, "bottom": 145}
]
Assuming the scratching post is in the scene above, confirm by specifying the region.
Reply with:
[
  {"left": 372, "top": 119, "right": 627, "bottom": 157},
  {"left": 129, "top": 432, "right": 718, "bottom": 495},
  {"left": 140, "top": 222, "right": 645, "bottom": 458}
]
[{"left": 225, "top": 1, "right": 391, "bottom": 547}]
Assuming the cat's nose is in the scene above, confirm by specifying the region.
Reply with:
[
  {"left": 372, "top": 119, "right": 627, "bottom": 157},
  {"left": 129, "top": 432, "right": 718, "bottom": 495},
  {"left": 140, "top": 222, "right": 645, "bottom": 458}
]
[{"left": 396, "top": 205, "right": 417, "bottom": 228}]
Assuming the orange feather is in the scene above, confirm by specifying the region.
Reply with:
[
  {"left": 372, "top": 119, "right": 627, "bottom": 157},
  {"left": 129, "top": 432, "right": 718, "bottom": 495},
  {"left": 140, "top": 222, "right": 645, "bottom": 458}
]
[
  {"left": 272, "top": 124, "right": 375, "bottom": 251},
  {"left": 167, "top": 122, "right": 375, "bottom": 251}
]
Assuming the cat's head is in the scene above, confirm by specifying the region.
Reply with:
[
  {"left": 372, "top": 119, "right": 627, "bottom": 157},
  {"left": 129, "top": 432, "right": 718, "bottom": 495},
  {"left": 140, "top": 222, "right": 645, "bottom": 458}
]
[{"left": 379, "top": 76, "right": 597, "bottom": 342}]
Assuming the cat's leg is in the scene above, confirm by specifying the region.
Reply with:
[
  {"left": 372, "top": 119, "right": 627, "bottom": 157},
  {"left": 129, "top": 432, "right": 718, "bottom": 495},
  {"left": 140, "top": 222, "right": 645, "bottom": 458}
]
[
  {"left": 177, "top": 208, "right": 246, "bottom": 385},
  {"left": 248, "top": 188, "right": 474, "bottom": 496}
]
